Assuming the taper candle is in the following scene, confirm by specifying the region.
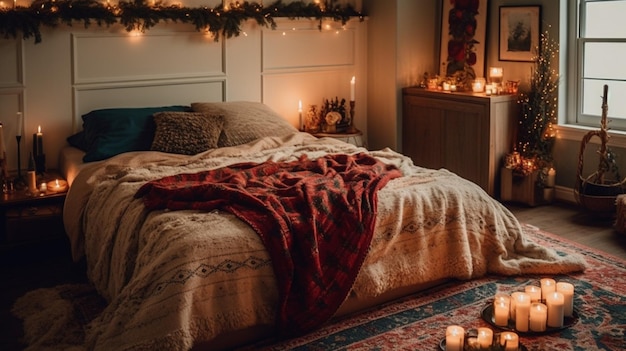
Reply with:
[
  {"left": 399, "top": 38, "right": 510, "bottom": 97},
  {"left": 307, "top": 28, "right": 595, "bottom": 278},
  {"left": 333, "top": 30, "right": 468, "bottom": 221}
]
[{"left": 350, "top": 76, "right": 356, "bottom": 101}]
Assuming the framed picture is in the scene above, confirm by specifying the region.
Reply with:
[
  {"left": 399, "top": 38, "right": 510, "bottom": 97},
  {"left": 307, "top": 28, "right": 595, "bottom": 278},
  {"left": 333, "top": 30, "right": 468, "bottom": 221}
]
[
  {"left": 499, "top": 6, "right": 541, "bottom": 62},
  {"left": 439, "top": 0, "right": 488, "bottom": 79}
]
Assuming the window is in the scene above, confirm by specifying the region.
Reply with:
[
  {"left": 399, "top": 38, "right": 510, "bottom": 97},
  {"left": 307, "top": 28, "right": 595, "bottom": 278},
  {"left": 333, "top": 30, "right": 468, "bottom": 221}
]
[{"left": 567, "top": 0, "right": 626, "bottom": 130}]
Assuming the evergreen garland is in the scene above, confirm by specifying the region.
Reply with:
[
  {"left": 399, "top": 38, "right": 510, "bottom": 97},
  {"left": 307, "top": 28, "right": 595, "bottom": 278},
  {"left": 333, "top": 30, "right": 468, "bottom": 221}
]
[
  {"left": 0, "top": 0, "right": 365, "bottom": 43},
  {"left": 515, "top": 29, "right": 559, "bottom": 173}
]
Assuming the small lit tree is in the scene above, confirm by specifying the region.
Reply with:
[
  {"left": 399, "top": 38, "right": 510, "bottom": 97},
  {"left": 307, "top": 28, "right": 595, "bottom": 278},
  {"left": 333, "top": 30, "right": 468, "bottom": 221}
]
[{"left": 514, "top": 30, "right": 559, "bottom": 177}]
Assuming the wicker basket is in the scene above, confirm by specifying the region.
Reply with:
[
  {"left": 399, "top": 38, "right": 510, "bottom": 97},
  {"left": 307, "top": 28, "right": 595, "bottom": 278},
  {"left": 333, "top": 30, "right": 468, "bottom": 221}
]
[{"left": 575, "top": 85, "right": 626, "bottom": 215}]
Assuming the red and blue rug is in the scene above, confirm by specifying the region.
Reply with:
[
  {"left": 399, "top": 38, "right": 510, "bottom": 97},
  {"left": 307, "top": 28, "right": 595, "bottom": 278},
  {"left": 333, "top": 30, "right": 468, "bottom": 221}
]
[{"left": 243, "top": 225, "right": 626, "bottom": 351}]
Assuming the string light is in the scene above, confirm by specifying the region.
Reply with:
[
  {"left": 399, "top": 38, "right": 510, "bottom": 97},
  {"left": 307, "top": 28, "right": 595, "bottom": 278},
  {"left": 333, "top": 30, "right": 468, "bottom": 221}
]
[{"left": 0, "top": 0, "right": 366, "bottom": 43}]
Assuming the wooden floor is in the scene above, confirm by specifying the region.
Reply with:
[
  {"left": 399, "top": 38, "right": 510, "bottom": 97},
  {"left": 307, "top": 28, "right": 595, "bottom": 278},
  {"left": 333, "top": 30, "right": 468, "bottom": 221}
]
[
  {"left": 1, "top": 201, "right": 625, "bottom": 350},
  {"left": 506, "top": 201, "right": 626, "bottom": 260}
]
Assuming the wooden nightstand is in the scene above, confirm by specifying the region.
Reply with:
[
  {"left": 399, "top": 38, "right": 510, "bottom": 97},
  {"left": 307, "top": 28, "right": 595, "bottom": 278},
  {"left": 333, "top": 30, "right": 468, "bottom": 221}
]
[
  {"left": 313, "top": 129, "right": 366, "bottom": 147},
  {"left": 0, "top": 172, "right": 68, "bottom": 247}
]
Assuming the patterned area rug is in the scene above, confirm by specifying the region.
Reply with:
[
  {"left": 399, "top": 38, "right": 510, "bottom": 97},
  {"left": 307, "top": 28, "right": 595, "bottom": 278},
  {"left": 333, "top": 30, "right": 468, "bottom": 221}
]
[
  {"left": 11, "top": 225, "right": 626, "bottom": 351},
  {"left": 241, "top": 225, "right": 626, "bottom": 351}
]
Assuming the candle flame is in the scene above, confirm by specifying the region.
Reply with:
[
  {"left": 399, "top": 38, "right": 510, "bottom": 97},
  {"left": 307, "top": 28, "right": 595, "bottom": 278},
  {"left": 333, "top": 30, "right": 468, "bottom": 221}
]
[
  {"left": 298, "top": 100, "right": 302, "bottom": 112},
  {"left": 55, "top": 179, "right": 60, "bottom": 187},
  {"left": 37, "top": 125, "right": 41, "bottom": 133}
]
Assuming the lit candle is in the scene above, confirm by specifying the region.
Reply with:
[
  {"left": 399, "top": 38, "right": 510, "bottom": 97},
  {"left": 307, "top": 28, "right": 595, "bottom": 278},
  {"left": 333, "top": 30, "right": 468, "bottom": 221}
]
[
  {"left": 529, "top": 302, "right": 548, "bottom": 332},
  {"left": 442, "top": 82, "right": 451, "bottom": 91},
  {"left": 445, "top": 325, "right": 464, "bottom": 351},
  {"left": 298, "top": 100, "right": 303, "bottom": 131},
  {"left": 546, "top": 291, "right": 565, "bottom": 328},
  {"left": 546, "top": 168, "right": 556, "bottom": 187},
  {"left": 472, "top": 78, "right": 485, "bottom": 93},
  {"left": 477, "top": 327, "right": 493, "bottom": 348},
  {"left": 350, "top": 76, "right": 356, "bottom": 101},
  {"left": 33, "top": 125, "right": 43, "bottom": 156},
  {"left": 499, "top": 331, "right": 519, "bottom": 351},
  {"left": 515, "top": 292, "right": 531, "bottom": 332},
  {"left": 494, "top": 300, "right": 510, "bottom": 326},
  {"left": 450, "top": 84, "right": 457, "bottom": 92},
  {"left": 39, "top": 182, "right": 47, "bottom": 192},
  {"left": 540, "top": 278, "right": 556, "bottom": 301},
  {"left": 525, "top": 285, "right": 542, "bottom": 302},
  {"left": 47, "top": 179, "right": 68, "bottom": 193},
  {"left": 556, "top": 282, "right": 575, "bottom": 317}
]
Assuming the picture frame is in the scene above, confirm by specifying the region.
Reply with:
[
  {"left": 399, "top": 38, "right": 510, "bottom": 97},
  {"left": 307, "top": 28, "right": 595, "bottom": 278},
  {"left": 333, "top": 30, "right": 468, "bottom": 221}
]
[
  {"left": 439, "top": 0, "right": 488, "bottom": 79},
  {"left": 499, "top": 6, "right": 541, "bottom": 62}
]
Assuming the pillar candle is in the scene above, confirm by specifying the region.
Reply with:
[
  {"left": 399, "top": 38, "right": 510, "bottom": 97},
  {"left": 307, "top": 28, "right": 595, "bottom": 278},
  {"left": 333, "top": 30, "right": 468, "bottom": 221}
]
[
  {"left": 499, "top": 331, "right": 519, "bottom": 351},
  {"left": 540, "top": 278, "right": 556, "bottom": 300},
  {"left": 515, "top": 293, "right": 531, "bottom": 332},
  {"left": 26, "top": 170, "right": 36, "bottom": 192},
  {"left": 494, "top": 300, "right": 510, "bottom": 326},
  {"left": 509, "top": 292, "right": 522, "bottom": 321},
  {"left": 556, "top": 282, "right": 575, "bottom": 317},
  {"left": 529, "top": 302, "right": 547, "bottom": 332},
  {"left": 477, "top": 327, "right": 493, "bottom": 348},
  {"left": 525, "top": 285, "right": 542, "bottom": 302},
  {"left": 546, "top": 291, "right": 565, "bottom": 328},
  {"left": 445, "top": 325, "right": 464, "bottom": 351}
]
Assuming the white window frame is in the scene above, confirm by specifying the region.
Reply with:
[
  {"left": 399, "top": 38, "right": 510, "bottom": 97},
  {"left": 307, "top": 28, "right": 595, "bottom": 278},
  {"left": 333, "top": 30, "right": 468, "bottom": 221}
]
[{"left": 560, "top": 0, "right": 626, "bottom": 147}]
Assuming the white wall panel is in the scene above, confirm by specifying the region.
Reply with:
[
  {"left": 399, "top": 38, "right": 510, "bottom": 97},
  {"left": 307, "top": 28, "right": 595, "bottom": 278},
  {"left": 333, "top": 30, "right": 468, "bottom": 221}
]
[
  {"left": 0, "top": 39, "right": 22, "bottom": 87},
  {"left": 73, "top": 32, "right": 224, "bottom": 84},
  {"left": 263, "top": 26, "right": 355, "bottom": 71}
]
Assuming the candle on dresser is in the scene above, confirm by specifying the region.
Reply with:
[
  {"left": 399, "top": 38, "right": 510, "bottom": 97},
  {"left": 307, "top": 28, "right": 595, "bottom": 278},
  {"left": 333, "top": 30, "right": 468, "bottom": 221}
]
[
  {"left": 525, "top": 285, "right": 542, "bottom": 302},
  {"left": 529, "top": 302, "right": 548, "bottom": 332},
  {"left": 499, "top": 331, "right": 519, "bottom": 351},
  {"left": 556, "top": 282, "right": 575, "bottom": 317},
  {"left": 546, "top": 291, "right": 565, "bottom": 328},
  {"left": 515, "top": 292, "right": 531, "bottom": 332},
  {"left": 477, "top": 327, "right": 493, "bottom": 348},
  {"left": 540, "top": 278, "right": 556, "bottom": 300},
  {"left": 445, "top": 325, "right": 464, "bottom": 351}
]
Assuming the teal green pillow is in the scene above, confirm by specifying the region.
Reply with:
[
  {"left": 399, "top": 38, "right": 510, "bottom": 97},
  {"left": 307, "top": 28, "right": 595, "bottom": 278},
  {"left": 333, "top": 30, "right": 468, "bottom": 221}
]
[{"left": 82, "top": 106, "right": 190, "bottom": 162}]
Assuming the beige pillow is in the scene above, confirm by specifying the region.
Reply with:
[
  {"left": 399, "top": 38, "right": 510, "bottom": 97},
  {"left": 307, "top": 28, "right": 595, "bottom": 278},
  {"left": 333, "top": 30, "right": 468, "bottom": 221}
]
[
  {"left": 191, "top": 101, "right": 298, "bottom": 147},
  {"left": 151, "top": 111, "right": 224, "bottom": 155}
]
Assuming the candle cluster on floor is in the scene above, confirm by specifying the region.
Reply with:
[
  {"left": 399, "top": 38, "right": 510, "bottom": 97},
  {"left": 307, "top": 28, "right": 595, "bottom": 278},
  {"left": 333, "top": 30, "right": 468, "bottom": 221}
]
[
  {"left": 445, "top": 326, "right": 518, "bottom": 351},
  {"left": 493, "top": 278, "right": 574, "bottom": 332}
]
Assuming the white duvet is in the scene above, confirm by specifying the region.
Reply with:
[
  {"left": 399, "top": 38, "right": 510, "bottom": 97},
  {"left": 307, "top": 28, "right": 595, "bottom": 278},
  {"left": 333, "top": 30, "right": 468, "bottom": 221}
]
[{"left": 63, "top": 132, "right": 586, "bottom": 350}]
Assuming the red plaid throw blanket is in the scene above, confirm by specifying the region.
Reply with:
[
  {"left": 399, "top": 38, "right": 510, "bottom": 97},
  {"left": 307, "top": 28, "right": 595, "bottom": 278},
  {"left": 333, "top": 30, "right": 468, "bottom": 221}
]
[{"left": 135, "top": 153, "right": 401, "bottom": 335}]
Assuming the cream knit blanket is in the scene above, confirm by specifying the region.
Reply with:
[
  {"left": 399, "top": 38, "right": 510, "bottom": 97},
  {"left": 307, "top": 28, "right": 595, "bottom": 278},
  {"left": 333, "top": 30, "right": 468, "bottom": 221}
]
[{"left": 62, "top": 132, "right": 586, "bottom": 350}]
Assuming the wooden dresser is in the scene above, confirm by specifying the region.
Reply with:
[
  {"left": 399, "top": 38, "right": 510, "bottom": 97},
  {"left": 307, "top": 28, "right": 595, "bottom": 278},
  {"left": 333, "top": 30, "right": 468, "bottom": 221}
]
[{"left": 402, "top": 87, "right": 518, "bottom": 198}]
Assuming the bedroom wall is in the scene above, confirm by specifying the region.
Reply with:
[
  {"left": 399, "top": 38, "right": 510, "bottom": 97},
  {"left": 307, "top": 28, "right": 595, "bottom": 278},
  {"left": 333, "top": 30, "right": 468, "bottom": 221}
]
[{"left": 0, "top": 0, "right": 367, "bottom": 173}]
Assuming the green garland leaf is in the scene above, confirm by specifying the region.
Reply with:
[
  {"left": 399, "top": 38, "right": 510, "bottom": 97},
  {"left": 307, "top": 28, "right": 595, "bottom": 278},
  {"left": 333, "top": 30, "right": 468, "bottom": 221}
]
[{"left": 0, "top": 0, "right": 365, "bottom": 43}]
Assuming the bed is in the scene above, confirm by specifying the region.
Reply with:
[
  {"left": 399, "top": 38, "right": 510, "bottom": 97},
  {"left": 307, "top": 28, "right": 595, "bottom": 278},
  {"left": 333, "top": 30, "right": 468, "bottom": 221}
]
[{"left": 62, "top": 101, "right": 586, "bottom": 350}]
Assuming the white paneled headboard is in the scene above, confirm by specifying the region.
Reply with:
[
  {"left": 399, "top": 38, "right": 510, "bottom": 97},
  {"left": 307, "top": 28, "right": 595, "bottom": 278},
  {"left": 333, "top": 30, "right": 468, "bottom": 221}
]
[{"left": 0, "top": 1, "right": 367, "bottom": 172}]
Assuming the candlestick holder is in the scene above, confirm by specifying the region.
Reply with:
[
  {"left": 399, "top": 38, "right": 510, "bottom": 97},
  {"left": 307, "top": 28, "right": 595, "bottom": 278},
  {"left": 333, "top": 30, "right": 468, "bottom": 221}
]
[
  {"left": 16, "top": 135, "right": 22, "bottom": 179},
  {"left": 348, "top": 100, "right": 356, "bottom": 132}
]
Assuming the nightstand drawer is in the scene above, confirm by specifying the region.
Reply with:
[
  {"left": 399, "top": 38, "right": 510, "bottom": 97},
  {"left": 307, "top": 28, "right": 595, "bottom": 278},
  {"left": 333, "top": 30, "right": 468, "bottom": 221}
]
[{"left": 5, "top": 203, "right": 65, "bottom": 243}]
